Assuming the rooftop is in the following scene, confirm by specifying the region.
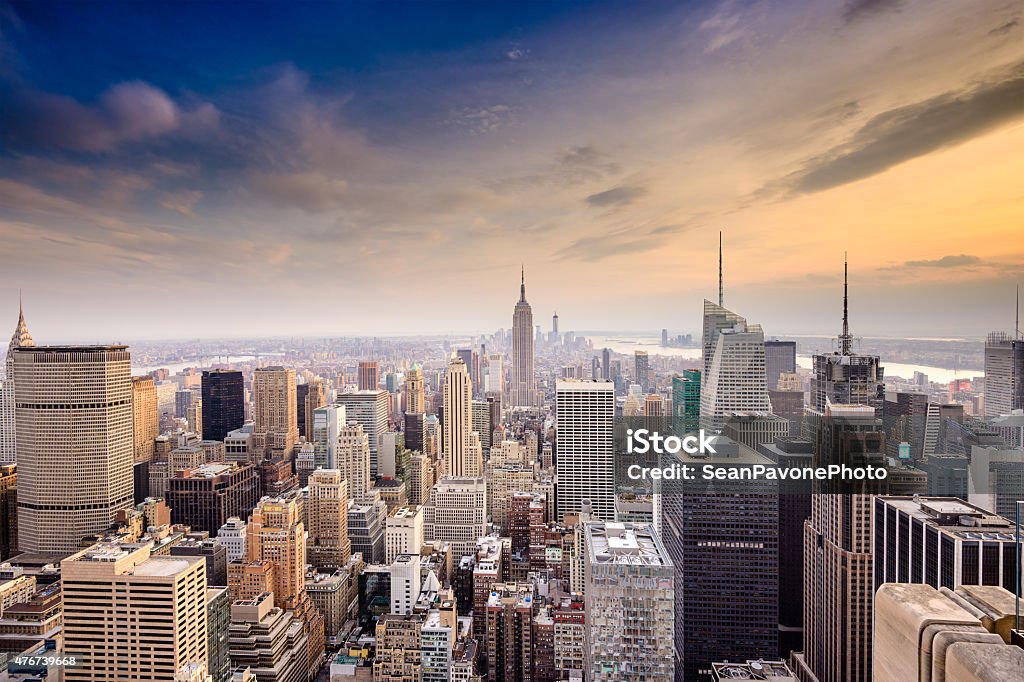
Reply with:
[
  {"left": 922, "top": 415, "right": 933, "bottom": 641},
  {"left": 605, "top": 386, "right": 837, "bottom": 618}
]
[
  {"left": 131, "top": 556, "right": 196, "bottom": 577},
  {"left": 180, "top": 462, "right": 237, "bottom": 478},
  {"left": 390, "top": 506, "right": 420, "bottom": 519},
  {"left": 14, "top": 344, "right": 128, "bottom": 353},
  {"left": 711, "top": 659, "right": 798, "bottom": 680},
  {"left": 77, "top": 545, "right": 131, "bottom": 562},
  {"left": 587, "top": 522, "right": 671, "bottom": 567},
  {"left": 880, "top": 496, "right": 1015, "bottom": 541}
]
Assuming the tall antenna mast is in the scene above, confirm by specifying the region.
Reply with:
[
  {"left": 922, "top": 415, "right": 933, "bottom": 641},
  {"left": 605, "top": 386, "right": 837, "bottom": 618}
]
[
  {"left": 1016, "top": 283, "right": 1020, "bottom": 339},
  {"left": 840, "top": 253, "right": 852, "bottom": 355},
  {"left": 718, "top": 231, "right": 723, "bottom": 307}
]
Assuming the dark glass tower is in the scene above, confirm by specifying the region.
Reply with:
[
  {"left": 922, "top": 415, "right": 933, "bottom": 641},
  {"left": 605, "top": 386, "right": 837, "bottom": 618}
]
[
  {"left": 661, "top": 437, "right": 779, "bottom": 681},
  {"left": 296, "top": 383, "right": 310, "bottom": 438},
  {"left": 764, "top": 339, "right": 797, "bottom": 390},
  {"left": 201, "top": 369, "right": 245, "bottom": 442}
]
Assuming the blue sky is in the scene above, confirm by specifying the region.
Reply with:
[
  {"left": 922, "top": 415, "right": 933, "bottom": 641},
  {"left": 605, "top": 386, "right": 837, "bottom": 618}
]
[{"left": 1, "top": 0, "right": 1023, "bottom": 340}]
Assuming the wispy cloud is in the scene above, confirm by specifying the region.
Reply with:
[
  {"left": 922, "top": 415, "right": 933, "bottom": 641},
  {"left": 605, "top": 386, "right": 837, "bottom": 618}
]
[
  {"left": 841, "top": 0, "right": 905, "bottom": 25},
  {"left": 159, "top": 191, "right": 203, "bottom": 217},
  {"left": 904, "top": 254, "right": 981, "bottom": 268},
  {"left": 555, "top": 222, "right": 693, "bottom": 262},
  {"left": 250, "top": 172, "right": 349, "bottom": 213},
  {"left": 585, "top": 185, "right": 646, "bottom": 209},
  {"left": 777, "top": 61, "right": 1024, "bottom": 195}
]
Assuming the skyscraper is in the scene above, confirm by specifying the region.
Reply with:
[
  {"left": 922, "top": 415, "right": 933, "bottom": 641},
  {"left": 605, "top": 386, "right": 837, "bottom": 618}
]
[
  {"left": 485, "top": 353, "right": 504, "bottom": 394},
  {"left": 584, "top": 522, "right": 674, "bottom": 682},
  {"left": 764, "top": 340, "right": 797, "bottom": 391},
  {"left": 872, "top": 496, "right": 1019, "bottom": 594},
  {"left": 247, "top": 495, "right": 325, "bottom": 674},
  {"left": 166, "top": 462, "right": 261, "bottom": 535},
  {"left": 810, "top": 260, "right": 884, "bottom": 414},
  {"left": 248, "top": 496, "right": 306, "bottom": 611},
  {"left": 312, "top": 404, "right": 346, "bottom": 469},
  {"left": 486, "top": 583, "right": 536, "bottom": 682},
  {"left": 335, "top": 389, "right": 389, "bottom": 476},
  {"left": 306, "top": 468, "right": 351, "bottom": 571},
  {"left": 338, "top": 423, "right": 372, "bottom": 502},
  {"left": 62, "top": 542, "right": 209, "bottom": 681},
  {"left": 556, "top": 379, "right": 615, "bottom": 522},
  {"left": 471, "top": 400, "right": 491, "bottom": 451},
  {"left": 701, "top": 236, "right": 738, "bottom": 383},
  {"left": 511, "top": 268, "right": 536, "bottom": 408},
  {"left": 444, "top": 357, "right": 480, "bottom": 477},
  {"left": 601, "top": 348, "right": 611, "bottom": 380},
  {"left": 297, "top": 377, "right": 325, "bottom": 439},
  {"left": 131, "top": 375, "right": 158, "bottom": 462},
  {"left": 456, "top": 348, "right": 474, "bottom": 389},
  {"left": 983, "top": 332, "right": 1023, "bottom": 417},
  {"left": 661, "top": 436, "right": 780, "bottom": 680},
  {"left": 176, "top": 387, "right": 196, "bottom": 419},
  {"left": 13, "top": 344, "right": 134, "bottom": 554},
  {"left": 252, "top": 366, "right": 299, "bottom": 461},
  {"left": 0, "top": 464, "right": 17, "bottom": 560},
  {"left": 1, "top": 296, "right": 33, "bottom": 464},
  {"left": 228, "top": 593, "right": 310, "bottom": 682},
  {"left": 699, "top": 301, "right": 771, "bottom": 432},
  {"left": 671, "top": 370, "right": 701, "bottom": 434},
  {"left": 634, "top": 350, "right": 650, "bottom": 393},
  {"left": 201, "top": 370, "right": 245, "bottom": 442},
  {"left": 296, "top": 383, "right": 310, "bottom": 439},
  {"left": 404, "top": 411, "right": 426, "bottom": 456},
  {"left": 406, "top": 363, "right": 425, "bottom": 415},
  {"left": 373, "top": 613, "right": 423, "bottom": 681},
  {"left": 358, "top": 361, "right": 379, "bottom": 392},
  {"left": 797, "top": 404, "right": 887, "bottom": 682},
  {"left": 422, "top": 477, "right": 487, "bottom": 558}
]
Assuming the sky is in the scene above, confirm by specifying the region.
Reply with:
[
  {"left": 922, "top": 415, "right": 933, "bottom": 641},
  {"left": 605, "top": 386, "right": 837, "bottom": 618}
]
[{"left": 0, "top": 0, "right": 1023, "bottom": 342}]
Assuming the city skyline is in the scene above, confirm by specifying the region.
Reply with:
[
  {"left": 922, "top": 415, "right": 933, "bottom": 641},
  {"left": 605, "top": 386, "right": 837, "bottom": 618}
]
[
  {"left": 3, "top": 3, "right": 1024, "bottom": 680},
  {"left": 1, "top": 0, "right": 1023, "bottom": 338}
]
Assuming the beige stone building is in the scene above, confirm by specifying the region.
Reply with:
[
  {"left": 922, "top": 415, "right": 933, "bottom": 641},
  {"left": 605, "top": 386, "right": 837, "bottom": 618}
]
[
  {"left": 307, "top": 469, "right": 351, "bottom": 571},
  {"left": 131, "top": 375, "right": 158, "bottom": 462},
  {"left": 253, "top": 366, "right": 299, "bottom": 461},
  {"left": 13, "top": 345, "right": 134, "bottom": 554},
  {"left": 61, "top": 542, "right": 208, "bottom": 681}
]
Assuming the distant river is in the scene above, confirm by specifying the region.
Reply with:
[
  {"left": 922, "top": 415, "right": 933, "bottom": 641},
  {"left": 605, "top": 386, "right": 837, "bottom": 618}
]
[
  {"left": 132, "top": 353, "right": 285, "bottom": 375},
  {"left": 586, "top": 336, "right": 980, "bottom": 384}
]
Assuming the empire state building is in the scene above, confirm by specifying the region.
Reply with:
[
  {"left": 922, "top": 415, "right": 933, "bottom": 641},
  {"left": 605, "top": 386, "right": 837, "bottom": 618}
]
[{"left": 511, "top": 268, "right": 536, "bottom": 408}]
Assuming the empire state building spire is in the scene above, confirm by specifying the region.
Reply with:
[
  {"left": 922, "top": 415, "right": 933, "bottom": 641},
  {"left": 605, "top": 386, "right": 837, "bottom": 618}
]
[{"left": 520, "top": 265, "right": 527, "bottom": 302}]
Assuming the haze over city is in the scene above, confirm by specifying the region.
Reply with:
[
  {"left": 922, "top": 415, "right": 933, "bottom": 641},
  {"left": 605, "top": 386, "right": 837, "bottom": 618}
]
[{"left": 1, "top": 0, "right": 1023, "bottom": 339}]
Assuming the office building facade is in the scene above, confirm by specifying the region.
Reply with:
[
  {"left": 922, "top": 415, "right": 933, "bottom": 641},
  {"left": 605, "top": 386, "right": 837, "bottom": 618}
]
[
  {"left": 555, "top": 379, "right": 615, "bottom": 523},
  {"left": 13, "top": 344, "right": 134, "bottom": 554},
  {"left": 202, "top": 370, "right": 245, "bottom": 442}
]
